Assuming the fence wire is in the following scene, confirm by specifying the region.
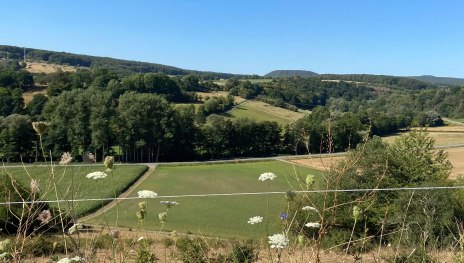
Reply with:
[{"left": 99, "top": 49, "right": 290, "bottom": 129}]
[{"left": 1, "top": 185, "right": 463, "bottom": 206}]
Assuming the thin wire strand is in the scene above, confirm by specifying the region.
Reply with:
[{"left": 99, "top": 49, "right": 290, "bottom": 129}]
[{"left": 1, "top": 185, "right": 463, "bottom": 206}]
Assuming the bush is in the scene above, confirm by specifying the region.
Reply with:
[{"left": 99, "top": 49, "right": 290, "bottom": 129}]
[
  {"left": 226, "top": 241, "right": 258, "bottom": 263},
  {"left": 176, "top": 237, "right": 208, "bottom": 263},
  {"left": 24, "top": 236, "right": 68, "bottom": 256}
]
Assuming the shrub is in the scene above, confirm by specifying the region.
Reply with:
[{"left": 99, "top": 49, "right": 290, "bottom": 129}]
[
  {"left": 175, "top": 237, "right": 208, "bottom": 263},
  {"left": 226, "top": 240, "right": 258, "bottom": 263}
]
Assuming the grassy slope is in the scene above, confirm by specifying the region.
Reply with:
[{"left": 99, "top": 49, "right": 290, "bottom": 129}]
[
  {"left": 223, "top": 100, "right": 307, "bottom": 125},
  {"left": 381, "top": 125, "right": 464, "bottom": 146},
  {"left": 2, "top": 165, "right": 147, "bottom": 216},
  {"left": 85, "top": 161, "right": 322, "bottom": 238}
]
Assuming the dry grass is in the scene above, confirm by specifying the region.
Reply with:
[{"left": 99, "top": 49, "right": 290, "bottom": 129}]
[
  {"left": 22, "top": 86, "right": 47, "bottom": 103},
  {"left": 382, "top": 126, "right": 464, "bottom": 146},
  {"left": 288, "top": 146, "right": 464, "bottom": 180},
  {"left": 445, "top": 147, "right": 464, "bottom": 179},
  {"left": 290, "top": 155, "right": 345, "bottom": 171},
  {"left": 27, "top": 226, "right": 456, "bottom": 263},
  {"left": 25, "top": 61, "right": 78, "bottom": 74}
]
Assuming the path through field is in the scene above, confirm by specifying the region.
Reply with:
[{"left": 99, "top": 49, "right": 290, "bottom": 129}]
[{"left": 79, "top": 166, "right": 156, "bottom": 222}]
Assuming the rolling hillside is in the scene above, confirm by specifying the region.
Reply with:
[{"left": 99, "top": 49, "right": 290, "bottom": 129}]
[
  {"left": 409, "top": 75, "right": 464, "bottom": 86},
  {"left": 0, "top": 45, "right": 244, "bottom": 78}
]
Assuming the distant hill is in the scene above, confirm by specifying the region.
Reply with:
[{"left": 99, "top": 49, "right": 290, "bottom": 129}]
[
  {"left": 320, "top": 74, "right": 436, "bottom": 90},
  {"left": 0, "top": 45, "right": 243, "bottom": 79},
  {"left": 265, "top": 70, "right": 319, "bottom": 78},
  {"left": 408, "top": 75, "right": 464, "bottom": 86}
]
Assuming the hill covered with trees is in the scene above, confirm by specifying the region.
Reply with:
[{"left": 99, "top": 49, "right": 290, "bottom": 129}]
[
  {"left": 0, "top": 45, "right": 243, "bottom": 79},
  {"left": 265, "top": 70, "right": 319, "bottom": 78},
  {"left": 408, "top": 75, "right": 464, "bottom": 86}
]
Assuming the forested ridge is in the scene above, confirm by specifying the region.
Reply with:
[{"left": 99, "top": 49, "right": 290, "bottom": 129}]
[
  {"left": 1, "top": 52, "right": 464, "bottom": 163},
  {"left": 0, "top": 45, "right": 246, "bottom": 79}
]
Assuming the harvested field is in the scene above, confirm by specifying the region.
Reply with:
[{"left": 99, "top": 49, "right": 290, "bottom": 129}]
[{"left": 25, "top": 61, "right": 78, "bottom": 74}]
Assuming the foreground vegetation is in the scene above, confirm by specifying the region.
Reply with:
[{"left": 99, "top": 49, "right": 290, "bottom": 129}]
[{"left": 0, "top": 121, "right": 464, "bottom": 262}]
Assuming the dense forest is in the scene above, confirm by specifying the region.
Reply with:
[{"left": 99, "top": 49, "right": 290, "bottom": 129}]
[{"left": 1, "top": 54, "right": 464, "bottom": 163}]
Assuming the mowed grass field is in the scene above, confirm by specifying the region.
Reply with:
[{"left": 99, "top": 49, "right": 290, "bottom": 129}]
[
  {"left": 381, "top": 125, "right": 464, "bottom": 146},
  {"left": 224, "top": 100, "right": 307, "bottom": 125},
  {"left": 1, "top": 165, "right": 148, "bottom": 216},
  {"left": 85, "top": 161, "right": 322, "bottom": 238}
]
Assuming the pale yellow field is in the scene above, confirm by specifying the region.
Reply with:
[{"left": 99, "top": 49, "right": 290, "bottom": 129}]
[
  {"left": 25, "top": 61, "right": 78, "bottom": 74},
  {"left": 445, "top": 147, "right": 464, "bottom": 178},
  {"left": 290, "top": 146, "right": 463, "bottom": 179},
  {"left": 290, "top": 155, "right": 345, "bottom": 171},
  {"left": 382, "top": 126, "right": 464, "bottom": 146}
]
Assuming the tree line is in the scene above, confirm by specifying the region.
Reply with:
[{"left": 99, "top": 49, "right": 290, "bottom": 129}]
[{"left": 1, "top": 61, "right": 464, "bottom": 162}]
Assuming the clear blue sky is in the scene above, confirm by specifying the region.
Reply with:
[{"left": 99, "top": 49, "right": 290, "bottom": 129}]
[{"left": 1, "top": 1, "right": 463, "bottom": 77}]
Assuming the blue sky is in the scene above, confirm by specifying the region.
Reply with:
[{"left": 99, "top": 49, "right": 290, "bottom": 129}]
[{"left": 1, "top": 1, "right": 463, "bottom": 77}]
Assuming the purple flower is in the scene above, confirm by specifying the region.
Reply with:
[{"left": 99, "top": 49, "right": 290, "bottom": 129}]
[{"left": 280, "top": 213, "right": 287, "bottom": 220}]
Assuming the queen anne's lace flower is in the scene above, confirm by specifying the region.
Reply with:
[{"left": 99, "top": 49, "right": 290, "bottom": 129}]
[
  {"left": 247, "top": 216, "right": 263, "bottom": 225},
  {"left": 302, "top": 206, "right": 318, "bottom": 212},
  {"left": 68, "top": 224, "right": 80, "bottom": 234},
  {"left": 259, "top": 172, "right": 277, "bottom": 181},
  {"left": 59, "top": 152, "right": 73, "bottom": 165},
  {"left": 268, "top": 233, "right": 289, "bottom": 249},
  {"left": 57, "top": 256, "right": 82, "bottom": 263},
  {"left": 305, "top": 222, "right": 321, "bottom": 228},
  {"left": 137, "top": 190, "right": 158, "bottom": 198},
  {"left": 86, "top": 171, "right": 108, "bottom": 179}
]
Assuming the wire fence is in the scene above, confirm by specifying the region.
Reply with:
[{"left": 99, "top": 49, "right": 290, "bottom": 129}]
[{"left": 2, "top": 185, "right": 463, "bottom": 206}]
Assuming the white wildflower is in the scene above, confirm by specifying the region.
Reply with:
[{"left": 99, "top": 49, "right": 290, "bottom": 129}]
[
  {"left": 86, "top": 171, "right": 108, "bottom": 180},
  {"left": 30, "top": 179, "right": 39, "bottom": 194},
  {"left": 268, "top": 233, "right": 289, "bottom": 249},
  {"left": 302, "top": 206, "right": 318, "bottom": 213},
  {"left": 59, "top": 152, "right": 73, "bottom": 165},
  {"left": 137, "top": 190, "right": 158, "bottom": 198},
  {"left": 68, "top": 223, "right": 80, "bottom": 235},
  {"left": 259, "top": 172, "right": 277, "bottom": 181},
  {"left": 160, "top": 201, "right": 179, "bottom": 208},
  {"left": 247, "top": 216, "right": 263, "bottom": 225},
  {"left": 305, "top": 222, "right": 321, "bottom": 228},
  {"left": 57, "top": 257, "right": 82, "bottom": 263}
]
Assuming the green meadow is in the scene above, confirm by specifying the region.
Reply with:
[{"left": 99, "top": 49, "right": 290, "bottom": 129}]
[
  {"left": 1, "top": 164, "right": 148, "bottom": 216},
  {"left": 223, "top": 100, "right": 307, "bottom": 126},
  {"left": 85, "top": 161, "right": 322, "bottom": 239}
]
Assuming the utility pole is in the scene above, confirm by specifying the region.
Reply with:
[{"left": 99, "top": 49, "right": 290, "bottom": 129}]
[{"left": 23, "top": 47, "right": 26, "bottom": 62}]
